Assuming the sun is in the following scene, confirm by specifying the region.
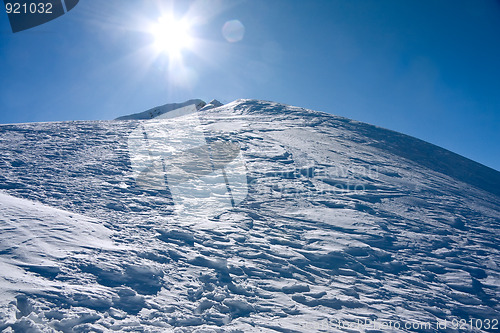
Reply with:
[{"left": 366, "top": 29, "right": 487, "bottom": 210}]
[{"left": 150, "top": 15, "right": 193, "bottom": 56}]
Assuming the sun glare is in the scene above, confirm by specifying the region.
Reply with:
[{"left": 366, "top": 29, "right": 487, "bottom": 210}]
[{"left": 150, "top": 16, "right": 193, "bottom": 56}]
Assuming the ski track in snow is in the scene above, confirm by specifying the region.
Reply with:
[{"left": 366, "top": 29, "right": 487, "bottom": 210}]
[{"left": 0, "top": 99, "right": 499, "bottom": 332}]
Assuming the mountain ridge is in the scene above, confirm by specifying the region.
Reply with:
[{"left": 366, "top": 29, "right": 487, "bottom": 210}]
[
  {"left": 119, "top": 97, "right": 499, "bottom": 183},
  {"left": 216, "top": 99, "right": 500, "bottom": 197},
  {"left": 115, "top": 98, "right": 207, "bottom": 120}
]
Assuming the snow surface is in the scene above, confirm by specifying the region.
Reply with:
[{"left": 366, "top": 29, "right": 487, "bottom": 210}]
[{"left": 0, "top": 99, "right": 499, "bottom": 332}]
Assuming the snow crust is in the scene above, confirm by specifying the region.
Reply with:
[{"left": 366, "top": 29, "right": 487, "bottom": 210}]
[{"left": 0, "top": 99, "right": 499, "bottom": 332}]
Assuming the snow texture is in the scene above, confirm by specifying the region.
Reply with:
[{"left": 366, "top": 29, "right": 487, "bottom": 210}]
[{"left": 0, "top": 99, "right": 499, "bottom": 332}]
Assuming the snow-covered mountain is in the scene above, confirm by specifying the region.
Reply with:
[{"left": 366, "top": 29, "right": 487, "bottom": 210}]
[
  {"left": 0, "top": 99, "right": 499, "bottom": 332},
  {"left": 115, "top": 99, "right": 207, "bottom": 120},
  {"left": 200, "top": 99, "right": 224, "bottom": 112}
]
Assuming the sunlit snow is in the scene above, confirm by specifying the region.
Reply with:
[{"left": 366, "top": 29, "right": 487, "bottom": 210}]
[{"left": 0, "top": 99, "right": 498, "bottom": 332}]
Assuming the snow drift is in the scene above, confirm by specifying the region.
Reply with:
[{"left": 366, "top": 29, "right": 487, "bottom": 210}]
[{"left": 0, "top": 99, "right": 498, "bottom": 332}]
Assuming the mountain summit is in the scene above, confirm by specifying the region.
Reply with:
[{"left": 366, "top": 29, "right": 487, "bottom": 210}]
[
  {"left": 0, "top": 99, "right": 499, "bottom": 332},
  {"left": 200, "top": 99, "right": 224, "bottom": 111},
  {"left": 115, "top": 99, "right": 206, "bottom": 120}
]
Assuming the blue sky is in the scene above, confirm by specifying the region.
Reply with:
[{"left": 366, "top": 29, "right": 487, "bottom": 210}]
[{"left": 1, "top": 0, "right": 499, "bottom": 171}]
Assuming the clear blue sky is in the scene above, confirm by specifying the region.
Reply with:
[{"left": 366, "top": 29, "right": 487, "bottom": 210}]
[{"left": 1, "top": 0, "right": 499, "bottom": 171}]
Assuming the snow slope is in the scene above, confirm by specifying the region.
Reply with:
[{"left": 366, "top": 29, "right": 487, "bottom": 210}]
[
  {"left": 0, "top": 99, "right": 499, "bottom": 332},
  {"left": 115, "top": 99, "right": 206, "bottom": 120},
  {"left": 0, "top": 192, "right": 118, "bottom": 331}
]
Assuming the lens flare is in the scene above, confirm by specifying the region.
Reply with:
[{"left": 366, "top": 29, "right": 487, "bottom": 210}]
[{"left": 222, "top": 19, "right": 245, "bottom": 43}]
